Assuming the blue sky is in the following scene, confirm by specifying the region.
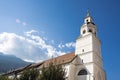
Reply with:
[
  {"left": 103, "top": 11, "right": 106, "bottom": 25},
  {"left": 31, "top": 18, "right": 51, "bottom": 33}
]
[{"left": 0, "top": 0, "right": 119, "bottom": 80}]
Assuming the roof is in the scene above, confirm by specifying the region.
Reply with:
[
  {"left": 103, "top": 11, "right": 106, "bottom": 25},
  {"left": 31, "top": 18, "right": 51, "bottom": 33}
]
[
  {"left": 35, "top": 52, "right": 75, "bottom": 67},
  {"left": 3, "top": 52, "right": 75, "bottom": 75}
]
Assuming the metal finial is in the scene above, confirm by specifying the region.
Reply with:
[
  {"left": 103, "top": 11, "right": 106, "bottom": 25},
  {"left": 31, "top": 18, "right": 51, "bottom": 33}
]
[{"left": 86, "top": 10, "right": 90, "bottom": 17}]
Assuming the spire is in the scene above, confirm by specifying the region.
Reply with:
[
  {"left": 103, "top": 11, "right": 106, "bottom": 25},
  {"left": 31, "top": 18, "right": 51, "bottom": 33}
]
[
  {"left": 84, "top": 10, "right": 94, "bottom": 24},
  {"left": 86, "top": 10, "right": 91, "bottom": 17}
]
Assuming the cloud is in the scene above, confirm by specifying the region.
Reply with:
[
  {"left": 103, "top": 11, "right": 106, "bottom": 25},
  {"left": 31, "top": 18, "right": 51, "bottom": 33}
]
[
  {"left": 58, "top": 42, "right": 75, "bottom": 49},
  {"left": 0, "top": 30, "right": 68, "bottom": 62},
  {"left": 24, "top": 59, "right": 34, "bottom": 63},
  {"left": 58, "top": 43, "right": 65, "bottom": 49},
  {"left": 16, "top": 19, "right": 21, "bottom": 23},
  {"left": 16, "top": 18, "right": 27, "bottom": 26},
  {"left": 65, "top": 42, "right": 75, "bottom": 48},
  {"left": 24, "top": 30, "right": 38, "bottom": 36},
  {"left": 22, "top": 22, "right": 27, "bottom": 26}
]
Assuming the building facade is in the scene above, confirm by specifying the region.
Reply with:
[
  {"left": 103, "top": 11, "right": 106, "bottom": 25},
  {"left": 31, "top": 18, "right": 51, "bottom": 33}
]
[{"left": 4, "top": 12, "right": 106, "bottom": 80}]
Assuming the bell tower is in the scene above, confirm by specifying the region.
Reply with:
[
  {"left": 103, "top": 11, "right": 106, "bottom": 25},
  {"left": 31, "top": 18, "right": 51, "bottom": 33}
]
[
  {"left": 75, "top": 11, "right": 106, "bottom": 80},
  {"left": 80, "top": 11, "right": 97, "bottom": 37}
]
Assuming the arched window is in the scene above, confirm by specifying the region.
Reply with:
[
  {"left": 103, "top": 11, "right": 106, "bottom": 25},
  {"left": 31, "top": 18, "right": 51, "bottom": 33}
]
[
  {"left": 78, "top": 69, "right": 88, "bottom": 75},
  {"left": 86, "top": 20, "right": 88, "bottom": 23},
  {"left": 83, "top": 30, "right": 86, "bottom": 34}
]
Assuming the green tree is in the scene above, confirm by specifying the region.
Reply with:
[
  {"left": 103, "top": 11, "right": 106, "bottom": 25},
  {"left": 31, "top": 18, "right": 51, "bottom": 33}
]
[
  {"left": 0, "top": 75, "right": 13, "bottom": 80},
  {"left": 19, "top": 60, "right": 66, "bottom": 80},
  {"left": 19, "top": 68, "right": 39, "bottom": 80},
  {"left": 39, "top": 62, "right": 66, "bottom": 80}
]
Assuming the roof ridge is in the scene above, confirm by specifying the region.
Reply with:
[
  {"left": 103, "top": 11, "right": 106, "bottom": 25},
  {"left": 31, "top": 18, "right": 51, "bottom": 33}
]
[
  {"left": 54, "top": 52, "right": 75, "bottom": 59},
  {"left": 41, "top": 52, "right": 75, "bottom": 62}
]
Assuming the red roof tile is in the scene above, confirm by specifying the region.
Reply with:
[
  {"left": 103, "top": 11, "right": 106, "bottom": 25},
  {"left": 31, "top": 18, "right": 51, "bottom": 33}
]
[
  {"left": 3, "top": 52, "right": 75, "bottom": 75},
  {"left": 36, "top": 52, "right": 75, "bottom": 67}
]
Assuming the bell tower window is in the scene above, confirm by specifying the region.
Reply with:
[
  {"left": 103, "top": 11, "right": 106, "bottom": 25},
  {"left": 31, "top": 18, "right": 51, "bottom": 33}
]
[
  {"left": 82, "top": 49, "right": 84, "bottom": 52},
  {"left": 83, "top": 30, "right": 86, "bottom": 34},
  {"left": 78, "top": 69, "right": 88, "bottom": 75},
  {"left": 86, "top": 20, "right": 88, "bottom": 22},
  {"left": 89, "top": 29, "right": 92, "bottom": 33}
]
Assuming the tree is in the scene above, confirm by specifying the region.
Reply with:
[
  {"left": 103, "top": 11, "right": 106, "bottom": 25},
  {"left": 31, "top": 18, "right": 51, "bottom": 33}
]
[
  {"left": 18, "top": 60, "right": 66, "bottom": 80},
  {"left": 39, "top": 62, "right": 66, "bottom": 80},
  {"left": 0, "top": 75, "right": 13, "bottom": 80},
  {"left": 19, "top": 68, "right": 39, "bottom": 80}
]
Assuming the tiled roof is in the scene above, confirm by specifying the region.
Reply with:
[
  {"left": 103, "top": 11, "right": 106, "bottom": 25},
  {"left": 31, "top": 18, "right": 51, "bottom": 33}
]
[
  {"left": 3, "top": 52, "right": 75, "bottom": 75},
  {"left": 36, "top": 52, "right": 75, "bottom": 67}
]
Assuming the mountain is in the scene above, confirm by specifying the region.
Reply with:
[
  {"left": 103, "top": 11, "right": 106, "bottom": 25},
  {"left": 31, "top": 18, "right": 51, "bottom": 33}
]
[{"left": 0, "top": 52, "right": 31, "bottom": 74}]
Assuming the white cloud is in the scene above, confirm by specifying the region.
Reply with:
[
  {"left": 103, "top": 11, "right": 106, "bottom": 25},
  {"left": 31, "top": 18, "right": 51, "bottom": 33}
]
[
  {"left": 24, "top": 59, "right": 34, "bottom": 63},
  {"left": 24, "top": 30, "right": 38, "bottom": 36},
  {"left": 58, "top": 42, "right": 75, "bottom": 49},
  {"left": 16, "top": 19, "right": 21, "bottom": 23},
  {"left": 22, "top": 22, "right": 27, "bottom": 26},
  {"left": 65, "top": 42, "right": 75, "bottom": 48},
  {"left": 58, "top": 43, "right": 65, "bottom": 49},
  {"left": 16, "top": 18, "right": 27, "bottom": 26},
  {"left": 0, "top": 30, "right": 67, "bottom": 62}
]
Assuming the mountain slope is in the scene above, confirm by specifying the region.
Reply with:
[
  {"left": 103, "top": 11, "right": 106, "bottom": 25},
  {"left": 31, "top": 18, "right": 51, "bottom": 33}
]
[{"left": 0, "top": 52, "right": 31, "bottom": 73}]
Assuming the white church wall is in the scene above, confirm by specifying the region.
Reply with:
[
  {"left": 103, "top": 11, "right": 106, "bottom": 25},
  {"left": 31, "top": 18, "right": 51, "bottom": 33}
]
[
  {"left": 75, "top": 34, "right": 93, "bottom": 55},
  {"left": 93, "top": 52, "right": 102, "bottom": 68},
  {"left": 77, "top": 75, "right": 90, "bottom": 80},
  {"left": 79, "top": 52, "right": 93, "bottom": 63},
  {"left": 94, "top": 63, "right": 106, "bottom": 80},
  {"left": 64, "top": 64, "right": 70, "bottom": 77},
  {"left": 85, "top": 63, "right": 94, "bottom": 74},
  {"left": 92, "top": 35, "right": 101, "bottom": 57}
]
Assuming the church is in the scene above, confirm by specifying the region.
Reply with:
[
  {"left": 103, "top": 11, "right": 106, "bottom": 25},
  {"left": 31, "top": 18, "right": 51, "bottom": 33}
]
[{"left": 4, "top": 12, "right": 106, "bottom": 80}]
